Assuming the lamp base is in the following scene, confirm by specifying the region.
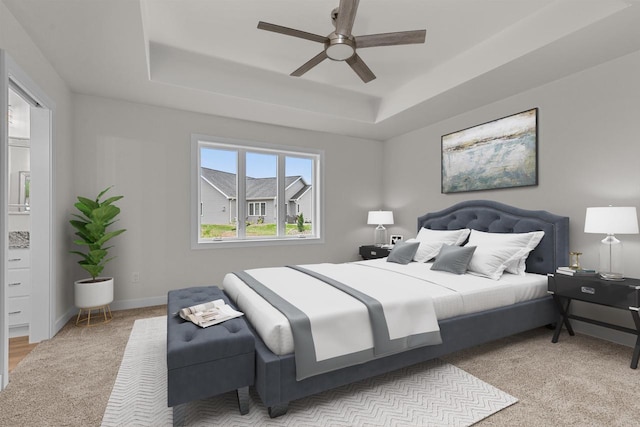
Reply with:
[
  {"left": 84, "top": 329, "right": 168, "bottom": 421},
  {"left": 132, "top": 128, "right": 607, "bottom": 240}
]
[{"left": 373, "top": 224, "right": 387, "bottom": 247}]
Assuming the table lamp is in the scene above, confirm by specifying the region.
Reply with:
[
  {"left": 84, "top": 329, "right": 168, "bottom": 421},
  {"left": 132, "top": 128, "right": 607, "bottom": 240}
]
[
  {"left": 367, "top": 210, "right": 394, "bottom": 246},
  {"left": 584, "top": 206, "right": 639, "bottom": 280}
]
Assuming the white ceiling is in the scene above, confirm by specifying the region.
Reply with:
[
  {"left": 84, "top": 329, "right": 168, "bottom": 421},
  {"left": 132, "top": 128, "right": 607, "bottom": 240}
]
[{"left": 5, "top": 0, "right": 640, "bottom": 141}]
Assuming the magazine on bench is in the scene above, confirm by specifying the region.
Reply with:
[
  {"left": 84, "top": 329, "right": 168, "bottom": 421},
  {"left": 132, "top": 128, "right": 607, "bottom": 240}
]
[{"left": 178, "top": 299, "right": 244, "bottom": 328}]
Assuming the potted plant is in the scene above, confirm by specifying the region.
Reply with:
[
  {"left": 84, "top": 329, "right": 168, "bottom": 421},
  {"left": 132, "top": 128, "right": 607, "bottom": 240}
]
[{"left": 70, "top": 186, "right": 126, "bottom": 309}]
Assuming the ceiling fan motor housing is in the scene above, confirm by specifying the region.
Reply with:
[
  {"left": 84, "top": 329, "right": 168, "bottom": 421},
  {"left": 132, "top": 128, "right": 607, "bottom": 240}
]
[{"left": 325, "top": 33, "right": 356, "bottom": 61}]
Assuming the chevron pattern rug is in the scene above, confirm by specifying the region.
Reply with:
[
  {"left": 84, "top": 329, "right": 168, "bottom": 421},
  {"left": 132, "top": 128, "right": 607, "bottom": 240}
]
[{"left": 102, "top": 316, "right": 517, "bottom": 427}]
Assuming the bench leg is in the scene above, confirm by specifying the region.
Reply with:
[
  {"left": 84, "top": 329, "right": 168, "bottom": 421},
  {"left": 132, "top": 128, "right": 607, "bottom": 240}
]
[
  {"left": 268, "top": 403, "right": 289, "bottom": 418},
  {"left": 237, "top": 386, "right": 250, "bottom": 415},
  {"left": 172, "top": 404, "right": 186, "bottom": 427}
]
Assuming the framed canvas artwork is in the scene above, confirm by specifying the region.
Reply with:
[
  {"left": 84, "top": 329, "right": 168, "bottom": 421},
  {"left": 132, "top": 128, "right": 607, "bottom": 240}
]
[{"left": 441, "top": 108, "right": 538, "bottom": 194}]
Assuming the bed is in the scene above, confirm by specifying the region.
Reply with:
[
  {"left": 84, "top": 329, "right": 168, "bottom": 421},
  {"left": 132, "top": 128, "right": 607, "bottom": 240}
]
[{"left": 223, "top": 200, "right": 569, "bottom": 417}]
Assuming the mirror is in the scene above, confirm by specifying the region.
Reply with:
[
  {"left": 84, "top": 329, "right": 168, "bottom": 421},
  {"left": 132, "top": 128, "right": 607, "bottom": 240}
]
[{"left": 8, "top": 143, "right": 30, "bottom": 214}]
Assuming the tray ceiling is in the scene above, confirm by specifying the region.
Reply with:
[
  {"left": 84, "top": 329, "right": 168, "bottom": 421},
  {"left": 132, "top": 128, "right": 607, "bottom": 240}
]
[{"left": 5, "top": 0, "right": 640, "bottom": 140}]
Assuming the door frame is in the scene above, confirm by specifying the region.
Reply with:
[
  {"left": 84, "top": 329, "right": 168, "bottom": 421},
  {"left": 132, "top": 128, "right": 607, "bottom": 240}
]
[{"left": 1, "top": 50, "right": 55, "bottom": 390}]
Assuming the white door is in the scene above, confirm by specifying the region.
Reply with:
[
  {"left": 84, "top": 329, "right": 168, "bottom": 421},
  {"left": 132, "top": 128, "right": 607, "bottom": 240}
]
[{"left": 1, "top": 51, "right": 54, "bottom": 390}]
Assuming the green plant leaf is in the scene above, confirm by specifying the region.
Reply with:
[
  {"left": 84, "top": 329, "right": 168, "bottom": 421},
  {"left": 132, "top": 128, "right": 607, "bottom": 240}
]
[
  {"left": 96, "top": 186, "right": 113, "bottom": 201},
  {"left": 92, "top": 205, "right": 121, "bottom": 224},
  {"left": 97, "top": 229, "right": 126, "bottom": 246},
  {"left": 77, "top": 196, "right": 99, "bottom": 210},
  {"left": 74, "top": 201, "right": 93, "bottom": 218},
  {"left": 69, "top": 186, "right": 125, "bottom": 281},
  {"left": 101, "top": 195, "right": 124, "bottom": 206},
  {"left": 87, "top": 249, "right": 108, "bottom": 264}
]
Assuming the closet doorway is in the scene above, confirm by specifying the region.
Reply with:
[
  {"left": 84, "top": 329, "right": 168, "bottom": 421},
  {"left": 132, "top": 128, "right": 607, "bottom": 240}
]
[{"left": 1, "top": 51, "right": 54, "bottom": 390}]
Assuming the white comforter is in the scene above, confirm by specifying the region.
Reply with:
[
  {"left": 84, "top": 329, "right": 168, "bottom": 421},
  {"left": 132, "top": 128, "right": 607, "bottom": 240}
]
[{"left": 223, "top": 259, "right": 548, "bottom": 357}]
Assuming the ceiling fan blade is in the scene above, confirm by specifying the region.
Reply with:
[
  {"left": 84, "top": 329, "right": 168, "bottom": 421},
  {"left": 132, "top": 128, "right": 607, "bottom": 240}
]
[
  {"left": 257, "top": 21, "right": 327, "bottom": 44},
  {"left": 355, "top": 29, "right": 426, "bottom": 48},
  {"left": 291, "top": 51, "right": 329, "bottom": 77},
  {"left": 335, "top": 0, "right": 359, "bottom": 37},
  {"left": 346, "top": 54, "right": 376, "bottom": 83}
]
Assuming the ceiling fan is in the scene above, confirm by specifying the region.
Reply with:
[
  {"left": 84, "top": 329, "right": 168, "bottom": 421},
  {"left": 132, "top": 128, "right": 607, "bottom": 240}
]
[{"left": 257, "top": 0, "right": 426, "bottom": 83}]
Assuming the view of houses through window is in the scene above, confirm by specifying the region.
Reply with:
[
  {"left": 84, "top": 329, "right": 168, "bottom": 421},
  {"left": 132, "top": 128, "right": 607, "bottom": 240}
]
[{"left": 196, "top": 137, "right": 320, "bottom": 244}]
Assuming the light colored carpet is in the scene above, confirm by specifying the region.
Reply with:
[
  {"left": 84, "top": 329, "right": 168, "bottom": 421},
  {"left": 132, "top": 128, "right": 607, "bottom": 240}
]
[
  {"left": 101, "top": 316, "right": 517, "bottom": 427},
  {"left": 2, "top": 305, "right": 639, "bottom": 426}
]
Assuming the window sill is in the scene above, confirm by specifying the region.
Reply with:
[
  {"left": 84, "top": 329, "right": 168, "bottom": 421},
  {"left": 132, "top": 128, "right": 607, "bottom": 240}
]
[{"left": 192, "top": 236, "right": 323, "bottom": 250}]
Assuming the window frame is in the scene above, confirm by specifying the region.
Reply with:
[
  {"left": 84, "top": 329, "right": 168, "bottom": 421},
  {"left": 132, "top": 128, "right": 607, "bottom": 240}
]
[
  {"left": 248, "top": 202, "right": 266, "bottom": 217},
  {"left": 191, "top": 134, "right": 324, "bottom": 249}
]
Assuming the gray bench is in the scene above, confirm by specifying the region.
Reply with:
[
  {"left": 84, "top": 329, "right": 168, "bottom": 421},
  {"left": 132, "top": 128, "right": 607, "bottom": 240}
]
[{"left": 167, "top": 286, "right": 255, "bottom": 417}]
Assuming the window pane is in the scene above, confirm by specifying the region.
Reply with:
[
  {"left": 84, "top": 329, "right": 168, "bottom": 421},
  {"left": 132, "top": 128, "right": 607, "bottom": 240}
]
[
  {"left": 194, "top": 136, "right": 321, "bottom": 246},
  {"left": 286, "top": 156, "right": 314, "bottom": 236},
  {"left": 200, "top": 147, "right": 238, "bottom": 240},
  {"left": 246, "top": 152, "right": 277, "bottom": 238}
]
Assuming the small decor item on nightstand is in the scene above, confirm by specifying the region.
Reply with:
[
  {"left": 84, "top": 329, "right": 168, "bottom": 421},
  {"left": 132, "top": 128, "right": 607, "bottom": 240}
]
[
  {"left": 555, "top": 266, "right": 596, "bottom": 277},
  {"left": 367, "top": 210, "right": 394, "bottom": 246},
  {"left": 390, "top": 234, "right": 404, "bottom": 245},
  {"left": 584, "top": 206, "right": 639, "bottom": 280},
  {"left": 569, "top": 251, "right": 582, "bottom": 270}
]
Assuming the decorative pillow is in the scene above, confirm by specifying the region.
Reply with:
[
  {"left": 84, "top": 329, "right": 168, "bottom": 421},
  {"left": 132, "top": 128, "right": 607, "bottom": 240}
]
[
  {"left": 386, "top": 241, "right": 420, "bottom": 265},
  {"left": 431, "top": 244, "right": 477, "bottom": 275},
  {"left": 466, "top": 230, "right": 545, "bottom": 275},
  {"left": 467, "top": 245, "right": 531, "bottom": 280},
  {"left": 411, "top": 228, "right": 471, "bottom": 262}
]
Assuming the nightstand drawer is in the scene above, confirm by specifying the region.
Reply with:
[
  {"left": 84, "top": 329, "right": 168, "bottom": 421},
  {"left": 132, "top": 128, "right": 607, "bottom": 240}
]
[
  {"left": 549, "top": 275, "right": 640, "bottom": 309},
  {"left": 359, "top": 245, "right": 391, "bottom": 260}
]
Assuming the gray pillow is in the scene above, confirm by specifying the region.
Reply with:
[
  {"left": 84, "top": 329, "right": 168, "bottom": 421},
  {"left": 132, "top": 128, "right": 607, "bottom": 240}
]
[
  {"left": 386, "top": 241, "right": 420, "bottom": 265},
  {"left": 431, "top": 244, "right": 477, "bottom": 274}
]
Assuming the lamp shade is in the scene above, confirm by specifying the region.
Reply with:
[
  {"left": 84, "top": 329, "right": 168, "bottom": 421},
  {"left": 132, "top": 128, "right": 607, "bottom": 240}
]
[
  {"left": 367, "top": 210, "right": 394, "bottom": 225},
  {"left": 584, "top": 207, "right": 639, "bottom": 234}
]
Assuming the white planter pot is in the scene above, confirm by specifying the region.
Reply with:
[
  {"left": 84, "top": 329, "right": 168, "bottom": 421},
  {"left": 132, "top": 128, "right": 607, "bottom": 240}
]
[{"left": 74, "top": 277, "right": 114, "bottom": 308}]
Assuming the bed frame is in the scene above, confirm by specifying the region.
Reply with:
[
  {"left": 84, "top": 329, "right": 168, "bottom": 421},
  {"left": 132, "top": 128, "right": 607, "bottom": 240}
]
[{"left": 248, "top": 200, "right": 569, "bottom": 417}]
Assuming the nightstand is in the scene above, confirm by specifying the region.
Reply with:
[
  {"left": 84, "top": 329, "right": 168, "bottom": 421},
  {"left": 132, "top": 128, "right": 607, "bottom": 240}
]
[
  {"left": 359, "top": 245, "right": 391, "bottom": 260},
  {"left": 548, "top": 274, "right": 640, "bottom": 368}
]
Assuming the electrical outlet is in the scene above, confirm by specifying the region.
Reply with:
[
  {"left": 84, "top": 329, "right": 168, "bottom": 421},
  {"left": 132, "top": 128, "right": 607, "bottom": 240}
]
[{"left": 132, "top": 272, "right": 140, "bottom": 283}]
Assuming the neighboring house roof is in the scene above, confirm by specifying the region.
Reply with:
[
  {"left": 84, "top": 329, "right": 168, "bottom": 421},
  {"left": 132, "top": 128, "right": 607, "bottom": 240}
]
[
  {"left": 201, "top": 167, "right": 307, "bottom": 199},
  {"left": 290, "top": 184, "right": 312, "bottom": 201},
  {"left": 201, "top": 168, "right": 236, "bottom": 198}
]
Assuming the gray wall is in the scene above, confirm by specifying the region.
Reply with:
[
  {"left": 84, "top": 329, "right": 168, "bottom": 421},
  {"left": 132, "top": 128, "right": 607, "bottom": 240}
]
[
  {"left": 72, "top": 94, "right": 383, "bottom": 308},
  {"left": 1, "top": 1, "right": 76, "bottom": 330},
  {"left": 382, "top": 49, "right": 640, "bottom": 347}
]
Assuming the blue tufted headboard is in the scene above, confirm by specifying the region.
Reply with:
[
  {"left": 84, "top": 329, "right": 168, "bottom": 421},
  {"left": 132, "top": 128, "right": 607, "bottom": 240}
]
[{"left": 417, "top": 200, "right": 569, "bottom": 275}]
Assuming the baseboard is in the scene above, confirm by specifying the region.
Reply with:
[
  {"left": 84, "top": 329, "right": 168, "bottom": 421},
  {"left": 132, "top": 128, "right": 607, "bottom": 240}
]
[
  {"left": 9, "top": 325, "right": 28, "bottom": 339},
  {"left": 54, "top": 296, "right": 166, "bottom": 336},
  {"left": 110, "top": 295, "right": 167, "bottom": 311},
  {"left": 55, "top": 306, "right": 77, "bottom": 335}
]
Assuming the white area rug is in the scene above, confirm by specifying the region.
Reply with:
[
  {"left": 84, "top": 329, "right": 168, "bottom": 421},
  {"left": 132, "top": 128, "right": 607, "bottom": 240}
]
[{"left": 102, "top": 316, "right": 517, "bottom": 427}]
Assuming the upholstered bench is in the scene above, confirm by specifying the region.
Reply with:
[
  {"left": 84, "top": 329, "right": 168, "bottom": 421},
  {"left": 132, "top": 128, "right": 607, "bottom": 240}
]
[{"left": 166, "top": 286, "right": 255, "bottom": 416}]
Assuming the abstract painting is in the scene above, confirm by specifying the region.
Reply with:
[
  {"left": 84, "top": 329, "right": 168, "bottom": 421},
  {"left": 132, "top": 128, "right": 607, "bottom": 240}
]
[{"left": 441, "top": 108, "right": 538, "bottom": 193}]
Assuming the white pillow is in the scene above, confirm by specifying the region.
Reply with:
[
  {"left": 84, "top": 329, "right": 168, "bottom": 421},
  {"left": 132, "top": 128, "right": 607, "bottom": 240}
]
[
  {"left": 467, "top": 245, "right": 530, "bottom": 280},
  {"left": 467, "top": 230, "right": 545, "bottom": 275},
  {"left": 410, "top": 228, "right": 471, "bottom": 262}
]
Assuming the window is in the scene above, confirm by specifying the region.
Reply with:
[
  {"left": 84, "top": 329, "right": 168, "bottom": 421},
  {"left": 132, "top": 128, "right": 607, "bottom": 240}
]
[
  {"left": 192, "top": 134, "right": 323, "bottom": 247},
  {"left": 248, "top": 202, "right": 266, "bottom": 217}
]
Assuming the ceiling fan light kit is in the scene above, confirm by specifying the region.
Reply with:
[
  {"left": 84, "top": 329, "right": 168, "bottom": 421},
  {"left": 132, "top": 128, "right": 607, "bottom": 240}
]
[
  {"left": 326, "top": 34, "right": 355, "bottom": 61},
  {"left": 257, "top": 0, "right": 426, "bottom": 83}
]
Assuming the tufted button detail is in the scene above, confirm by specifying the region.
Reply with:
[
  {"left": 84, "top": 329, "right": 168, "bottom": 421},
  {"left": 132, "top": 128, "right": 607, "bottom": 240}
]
[{"left": 226, "top": 323, "right": 241, "bottom": 333}]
